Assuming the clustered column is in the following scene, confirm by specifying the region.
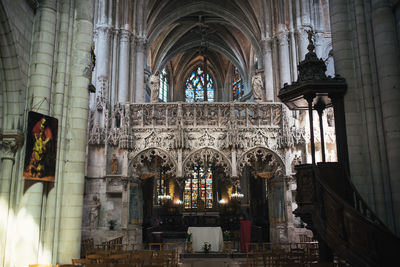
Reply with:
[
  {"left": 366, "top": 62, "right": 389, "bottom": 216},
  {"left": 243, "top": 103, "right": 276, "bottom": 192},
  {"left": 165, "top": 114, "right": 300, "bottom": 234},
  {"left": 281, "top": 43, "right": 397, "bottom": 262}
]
[
  {"left": 262, "top": 39, "right": 274, "bottom": 101},
  {"left": 135, "top": 38, "right": 146, "bottom": 103},
  {"left": 118, "top": 29, "right": 131, "bottom": 103},
  {"left": 277, "top": 31, "right": 291, "bottom": 87}
]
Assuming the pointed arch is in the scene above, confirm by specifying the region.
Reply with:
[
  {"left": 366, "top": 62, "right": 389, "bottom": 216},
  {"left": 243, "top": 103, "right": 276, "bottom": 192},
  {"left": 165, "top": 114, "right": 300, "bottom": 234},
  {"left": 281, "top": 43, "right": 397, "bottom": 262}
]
[
  {"left": 129, "top": 147, "right": 177, "bottom": 178},
  {"left": 237, "top": 146, "right": 286, "bottom": 179}
]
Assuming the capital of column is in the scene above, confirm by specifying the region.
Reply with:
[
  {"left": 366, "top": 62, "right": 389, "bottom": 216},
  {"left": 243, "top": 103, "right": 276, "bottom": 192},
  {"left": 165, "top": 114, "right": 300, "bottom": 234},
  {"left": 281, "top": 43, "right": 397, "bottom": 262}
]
[
  {"left": 135, "top": 37, "right": 147, "bottom": 53},
  {"left": 95, "top": 25, "right": 113, "bottom": 40},
  {"left": 261, "top": 38, "right": 273, "bottom": 53},
  {"left": 0, "top": 133, "right": 24, "bottom": 159},
  {"left": 119, "top": 29, "right": 132, "bottom": 43},
  {"left": 276, "top": 31, "right": 290, "bottom": 46}
]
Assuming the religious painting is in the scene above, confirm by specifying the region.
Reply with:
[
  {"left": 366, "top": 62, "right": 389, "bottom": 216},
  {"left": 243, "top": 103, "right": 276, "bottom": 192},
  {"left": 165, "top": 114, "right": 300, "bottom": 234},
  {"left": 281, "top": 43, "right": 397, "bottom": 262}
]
[{"left": 23, "top": 111, "right": 58, "bottom": 182}]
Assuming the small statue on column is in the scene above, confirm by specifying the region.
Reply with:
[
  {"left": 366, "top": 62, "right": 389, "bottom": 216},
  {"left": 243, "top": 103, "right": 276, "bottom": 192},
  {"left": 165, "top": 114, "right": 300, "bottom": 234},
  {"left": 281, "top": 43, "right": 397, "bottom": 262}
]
[
  {"left": 111, "top": 153, "right": 118, "bottom": 174},
  {"left": 90, "top": 195, "right": 101, "bottom": 230},
  {"left": 150, "top": 71, "right": 160, "bottom": 103},
  {"left": 252, "top": 70, "right": 264, "bottom": 102}
]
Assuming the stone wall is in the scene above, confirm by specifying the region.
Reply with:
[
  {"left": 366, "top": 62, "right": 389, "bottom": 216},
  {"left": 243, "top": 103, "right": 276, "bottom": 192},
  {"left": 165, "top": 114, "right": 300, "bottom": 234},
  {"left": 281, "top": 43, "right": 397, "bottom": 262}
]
[
  {"left": 0, "top": 0, "right": 94, "bottom": 266},
  {"left": 329, "top": 0, "right": 400, "bottom": 234}
]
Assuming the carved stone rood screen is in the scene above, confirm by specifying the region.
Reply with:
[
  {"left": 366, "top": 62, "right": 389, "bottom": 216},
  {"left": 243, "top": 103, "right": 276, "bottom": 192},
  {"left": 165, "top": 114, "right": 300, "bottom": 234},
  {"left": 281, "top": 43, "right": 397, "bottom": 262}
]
[{"left": 88, "top": 102, "right": 304, "bottom": 179}]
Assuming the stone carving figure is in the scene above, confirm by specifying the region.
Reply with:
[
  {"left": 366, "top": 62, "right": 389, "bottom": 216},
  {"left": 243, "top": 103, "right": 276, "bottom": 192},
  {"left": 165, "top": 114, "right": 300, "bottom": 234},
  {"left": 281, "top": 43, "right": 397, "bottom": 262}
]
[
  {"left": 150, "top": 72, "right": 160, "bottom": 103},
  {"left": 111, "top": 153, "right": 118, "bottom": 174},
  {"left": 252, "top": 71, "right": 264, "bottom": 102},
  {"left": 90, "top": 195, "right": 101, "bottom": 229}
]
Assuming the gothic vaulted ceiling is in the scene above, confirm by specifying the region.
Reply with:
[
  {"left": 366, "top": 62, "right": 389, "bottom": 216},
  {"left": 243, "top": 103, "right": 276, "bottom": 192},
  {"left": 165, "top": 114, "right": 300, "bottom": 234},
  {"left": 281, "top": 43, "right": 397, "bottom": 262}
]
[{"left": 145, "top": 0, "right": 263, "bottom": 97}]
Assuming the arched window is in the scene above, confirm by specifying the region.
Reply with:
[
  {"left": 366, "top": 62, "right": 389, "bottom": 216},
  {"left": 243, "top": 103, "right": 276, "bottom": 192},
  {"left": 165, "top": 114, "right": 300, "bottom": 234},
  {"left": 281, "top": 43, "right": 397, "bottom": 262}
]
[
  {"left": 185, "top": 67, "right": 214, "bottom": 102},
  {"left": 159, "top": 68, "right": 168, "bottom": 102},
  {"left": 232, "top": 67, "right": 244, "bottom": 100},
  {"left": 184, "top": 166, "right": 213, "bottom": 209}
]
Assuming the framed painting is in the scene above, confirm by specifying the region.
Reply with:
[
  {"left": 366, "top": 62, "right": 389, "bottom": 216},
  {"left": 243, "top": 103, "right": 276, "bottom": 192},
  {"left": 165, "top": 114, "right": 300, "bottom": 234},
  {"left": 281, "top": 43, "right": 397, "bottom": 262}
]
[{"left": 23, "top": 111, "right": 58, "bottom": 182}]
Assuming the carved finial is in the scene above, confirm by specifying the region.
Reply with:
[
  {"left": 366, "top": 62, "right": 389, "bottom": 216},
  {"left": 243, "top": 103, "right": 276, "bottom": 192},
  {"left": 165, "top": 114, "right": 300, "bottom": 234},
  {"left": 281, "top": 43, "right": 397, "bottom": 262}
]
[{"left": 305, "top": 29, "right": 315, "bottom": 52}]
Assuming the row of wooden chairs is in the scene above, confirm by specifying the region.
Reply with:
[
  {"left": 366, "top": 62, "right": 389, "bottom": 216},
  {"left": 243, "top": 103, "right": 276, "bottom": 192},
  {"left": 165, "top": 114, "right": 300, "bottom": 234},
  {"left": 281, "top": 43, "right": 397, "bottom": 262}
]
[
  {"left": 245, "top": 242, "right": 319, "bottom": 255},
  {"left": 245, "top": 251, "right": 337, "bottom": 267},
  {"left": 74, "top": 249, "right": 178, "bottom": 267}
]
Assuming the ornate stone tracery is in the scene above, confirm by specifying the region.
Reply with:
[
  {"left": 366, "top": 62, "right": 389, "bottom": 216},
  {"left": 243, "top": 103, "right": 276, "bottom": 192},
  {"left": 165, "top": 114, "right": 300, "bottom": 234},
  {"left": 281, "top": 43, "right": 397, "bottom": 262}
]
[
  {"left": 129, "top": 147, "right": 177, "bottom": 178},
  {"left": 88, "top": 102, "right": 305, "bottom": 181},
  {"left": 237, "top": 146, "right": 285, "bottom": 180}
]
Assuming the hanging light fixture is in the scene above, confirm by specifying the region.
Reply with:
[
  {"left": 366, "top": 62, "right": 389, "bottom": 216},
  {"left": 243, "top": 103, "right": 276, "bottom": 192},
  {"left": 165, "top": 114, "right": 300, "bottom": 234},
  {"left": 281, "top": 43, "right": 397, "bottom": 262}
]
[{"left": 231, "top": 178, "right": 244, "bottom": 199}]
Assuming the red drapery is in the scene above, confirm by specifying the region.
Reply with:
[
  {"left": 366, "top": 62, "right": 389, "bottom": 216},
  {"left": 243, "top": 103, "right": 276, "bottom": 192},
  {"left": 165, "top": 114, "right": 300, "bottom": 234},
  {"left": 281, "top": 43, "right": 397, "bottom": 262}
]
[{"left": 240, "top": 220, "right": 251, "bottom": 252}]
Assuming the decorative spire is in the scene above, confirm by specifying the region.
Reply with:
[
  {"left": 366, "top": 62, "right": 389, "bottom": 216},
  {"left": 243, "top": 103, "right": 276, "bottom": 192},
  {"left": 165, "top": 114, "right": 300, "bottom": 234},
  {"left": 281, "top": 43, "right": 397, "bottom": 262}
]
[{"left": 295, "top": 29, "right": 327, "bottom": 82}]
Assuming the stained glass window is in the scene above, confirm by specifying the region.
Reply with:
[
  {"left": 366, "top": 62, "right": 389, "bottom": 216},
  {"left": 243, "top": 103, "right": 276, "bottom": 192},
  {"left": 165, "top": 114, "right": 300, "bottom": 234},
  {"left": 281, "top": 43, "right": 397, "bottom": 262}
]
[
  {"left": 184, "top": 166, "right": 213, "bottom": 209},
  {"left": 232, "top": 67, "right": 244, "bottom": 100},
  {"left": 185, "top": 67, "right": 214, "bottom": 102},
  {"left": 155, "top": 172, "right": 165, "bottom": 206},
  {"left": 160, "top": 68, "right": 168, "bottom": 102}
]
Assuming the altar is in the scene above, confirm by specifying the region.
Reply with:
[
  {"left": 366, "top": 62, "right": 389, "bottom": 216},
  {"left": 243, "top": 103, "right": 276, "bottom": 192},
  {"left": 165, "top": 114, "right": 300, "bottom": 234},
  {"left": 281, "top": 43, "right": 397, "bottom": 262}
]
[{"left": 187, "top": 226, "right": 223, "bottom": 252}]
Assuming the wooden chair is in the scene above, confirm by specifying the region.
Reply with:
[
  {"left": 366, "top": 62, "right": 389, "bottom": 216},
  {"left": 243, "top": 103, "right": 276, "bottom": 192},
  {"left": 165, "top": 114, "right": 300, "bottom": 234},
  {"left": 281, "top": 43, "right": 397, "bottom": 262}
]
[
  {"left": 110, "top": 264, "right": 142, "bottom": 267},
  {"left": 148, "top": 243, "right": 163, "bottom": 251},
  {"left": 85, "top": 264, "right": 108, "bottom": 267},
  {"left": 131, "top": 250, "right": 153, "bottom": 266},
  {"left": 310, "top": 263, "right": 335, "bottom": 267},
  {"left": 104, "top": 253, "right": 130, "bottom": 264},
  {"left": 29, "top": 265, "right": 52, "bottom": 267},
  {"left": 246, "top": 242, "right": 260, "bottom": 252},
  {"left": 86, "top": 254, "right": 104, "bottom": 263},
  {"left": 72, "top": 258, "right": 90, "bottom": 265}
]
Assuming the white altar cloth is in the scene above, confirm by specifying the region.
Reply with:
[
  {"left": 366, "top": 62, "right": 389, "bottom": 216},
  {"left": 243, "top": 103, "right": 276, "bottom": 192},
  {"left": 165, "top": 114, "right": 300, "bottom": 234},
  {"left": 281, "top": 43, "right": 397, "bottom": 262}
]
[{"left": 187, "top": 226, "right": 223, "bottom": 252}]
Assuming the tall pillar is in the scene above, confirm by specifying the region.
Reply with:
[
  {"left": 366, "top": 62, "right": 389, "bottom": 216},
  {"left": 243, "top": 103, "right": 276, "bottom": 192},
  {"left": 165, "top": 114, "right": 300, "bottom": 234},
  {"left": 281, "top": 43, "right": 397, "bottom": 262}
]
[
  {"left": 262, "top": 39, "right": 274, "bottom": 101},
  {"left": 110, "top": 29, "right": 119, "bottom": 106},
  {"left": 41, "top": 0, "right": 74, "bottom": 263},
  {"left": 95, "top": 25, "right": 112, "bottom": 99},
  {"left": 118, "top": 29, "right": 131, "bottom": 103},
  {"left": 277, "top": 31, "right": 291, "bottom": 87},
  {"left": 371, "top": 0, "right": 400, "bottom": 234},
  {"left": 57, "top": 0, "right": 94, "bottom": 263},
  {"left": 16, "top": 1, "right": 57, "bottom": 266},
  {"left": 135, "top": 37, "right": 146, "bottom": 103},
  {"left": 0, "top": 136, "right": 22, "bottom": 266},
  {"left": 314, "top": 32, "right": 323, "bottom": 59}
]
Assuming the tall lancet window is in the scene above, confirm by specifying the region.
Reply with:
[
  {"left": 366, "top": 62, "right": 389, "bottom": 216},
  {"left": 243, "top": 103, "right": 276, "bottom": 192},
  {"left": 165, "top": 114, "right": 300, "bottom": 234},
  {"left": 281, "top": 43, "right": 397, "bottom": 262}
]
[
  {"left": 159, "top": 68, "right": 168, "bottom": 102},
  {"left": 232, "top": 67, "right": 244, "bottom": 100},
  {"left": 185, "top": 67, "right": 214, "bottom": 102},
  {"left": 184, "top": 166, "right": 213, "bottom": 209}
]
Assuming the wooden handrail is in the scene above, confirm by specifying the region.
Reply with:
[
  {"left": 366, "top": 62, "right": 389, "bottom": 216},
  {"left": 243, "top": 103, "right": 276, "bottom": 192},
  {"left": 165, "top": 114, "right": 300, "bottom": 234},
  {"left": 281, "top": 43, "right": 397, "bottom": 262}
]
[{"left": 295, "top": 163, "right": 400, "bottom": 267}]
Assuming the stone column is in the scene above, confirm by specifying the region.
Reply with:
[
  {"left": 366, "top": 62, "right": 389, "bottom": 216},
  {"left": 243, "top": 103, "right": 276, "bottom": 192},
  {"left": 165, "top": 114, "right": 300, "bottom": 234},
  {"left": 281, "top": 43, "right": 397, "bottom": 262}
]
[
  {"left": 57, "top": 0, "right": 94, "bottom": 263},
  {"left": 95, "top": 25, "right": 111, "bottom": 107},
  {"left": 16, "top": 1, "right": 57, "bottom": 265},
  {"left": 121, "top": 178, "right": 130, "bottom": 229},
  {"left": 110, "top": 29, "right": 119, "bottom": 106},
  {"left": 314, "top": 32, "right": 323, "bottom": 59},
  {"left": 371, "top": 0, "right": 400, "bottom": 234},
  {"left": 277, "top": 31, "right": 291, "bottom": 87},
  {"left": 262, "top": 39, "right": 274, "bottom": 101},
  {"left": 0, "top": 136, "right": 22, "bottom": 266},
  {"left": 41, "top": 0, "right": 74, "bottom": 263},
  {"left": 118, "top": 29, "right": 131, "bottom": 103},
  {"left": 135, "top": 38, "right": 146, "bottom": 103}
]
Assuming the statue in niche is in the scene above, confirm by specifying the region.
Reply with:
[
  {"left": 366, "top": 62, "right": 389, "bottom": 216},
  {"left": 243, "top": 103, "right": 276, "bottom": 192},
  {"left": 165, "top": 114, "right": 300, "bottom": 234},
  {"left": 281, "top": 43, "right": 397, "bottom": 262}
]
[
  {"left": 90, "top": 195, "right": 101, "bottom": 229},
  {"left": 150, "top": 71, "right": 160, "bottom": 103},
  {"left": 252, "top": 70, "right": 264, "bottom": 102},
  {"left": 111, "top": 153, "right": 118, "bottom": 174}
]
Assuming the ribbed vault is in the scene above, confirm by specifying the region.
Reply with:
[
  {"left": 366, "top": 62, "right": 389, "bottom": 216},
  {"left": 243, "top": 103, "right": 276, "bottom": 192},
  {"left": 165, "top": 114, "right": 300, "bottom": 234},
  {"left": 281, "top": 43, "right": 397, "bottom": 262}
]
[{"left": 146, "top": 0, "right": 262, "bottom": 101}]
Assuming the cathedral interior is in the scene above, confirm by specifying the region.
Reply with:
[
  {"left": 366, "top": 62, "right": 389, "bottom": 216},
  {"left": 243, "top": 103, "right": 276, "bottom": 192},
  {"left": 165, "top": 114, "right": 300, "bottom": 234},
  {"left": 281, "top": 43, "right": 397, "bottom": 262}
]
[{"left": 0, "top": 0, "right": 400, "bottom": 266}]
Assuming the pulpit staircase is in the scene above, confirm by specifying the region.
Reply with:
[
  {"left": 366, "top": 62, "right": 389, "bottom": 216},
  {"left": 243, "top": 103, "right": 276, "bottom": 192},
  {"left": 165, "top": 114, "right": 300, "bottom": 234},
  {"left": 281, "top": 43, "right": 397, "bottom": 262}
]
[{"left": 294, "top": 162, "right": 400, "bottom": 267}]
